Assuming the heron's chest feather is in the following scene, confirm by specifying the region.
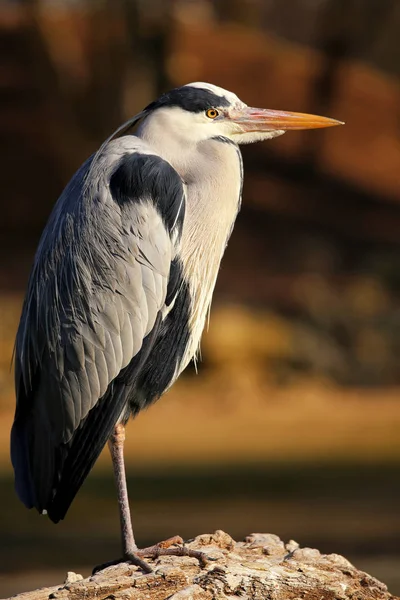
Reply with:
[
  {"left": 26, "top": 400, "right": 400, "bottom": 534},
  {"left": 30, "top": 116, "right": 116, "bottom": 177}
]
[{"left": 177, "top": 141, "right": 243, "bottom": 367}]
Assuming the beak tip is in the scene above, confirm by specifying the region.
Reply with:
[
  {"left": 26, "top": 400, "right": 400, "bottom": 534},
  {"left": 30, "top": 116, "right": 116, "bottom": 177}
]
[
  {"left": 311, "top": 117, "right": 345, "bottom": 129},
  {"left": 305, "top": 116, "right": 345, "bottom": 130}
]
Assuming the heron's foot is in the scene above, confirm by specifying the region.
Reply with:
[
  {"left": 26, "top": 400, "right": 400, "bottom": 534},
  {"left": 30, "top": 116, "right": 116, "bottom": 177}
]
[
  {"left": 136, "top": 535, "right": 210, "bottom": 568},
  {"left": 92, "top": 536, "right": 211, "bottom": 575}
]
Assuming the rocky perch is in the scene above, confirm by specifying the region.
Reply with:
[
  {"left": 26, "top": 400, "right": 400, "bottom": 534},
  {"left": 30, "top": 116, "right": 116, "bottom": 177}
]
[{"left": 10, "top": 531, "right": 398, "bottom": 600}]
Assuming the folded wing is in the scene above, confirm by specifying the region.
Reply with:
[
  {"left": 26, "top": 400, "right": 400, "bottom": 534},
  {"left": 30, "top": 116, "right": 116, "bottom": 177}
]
[{"left": 11, "top": 144, "right": 185, "bottom": 521}]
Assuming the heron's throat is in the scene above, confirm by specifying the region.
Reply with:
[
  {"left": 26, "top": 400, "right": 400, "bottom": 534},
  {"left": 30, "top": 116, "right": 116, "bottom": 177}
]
[
  {"left": 174, "top": 139, "right": 243, "bottom": 372},
  {"left": 136, "top": 119, "right": 200, "bottom": 179}
]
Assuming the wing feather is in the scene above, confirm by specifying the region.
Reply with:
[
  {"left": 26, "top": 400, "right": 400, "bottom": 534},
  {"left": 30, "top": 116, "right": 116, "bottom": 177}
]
[{"left": 11, "top": 143, "right": 185, "bottom": 516}]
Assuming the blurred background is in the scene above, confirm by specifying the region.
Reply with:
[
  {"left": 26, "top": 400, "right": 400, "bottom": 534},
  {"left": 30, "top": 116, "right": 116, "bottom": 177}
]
[{"left": 1, "top": 0, "right": 400, "bottom": 596}]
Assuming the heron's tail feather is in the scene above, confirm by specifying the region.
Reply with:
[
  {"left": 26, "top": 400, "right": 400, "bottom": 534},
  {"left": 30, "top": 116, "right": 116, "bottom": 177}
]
[
  {"left": 12, "top": 316, "right": 162, "bottom": 523},
  {"left": 45, "top": 318, "right": 162, "bottom": 522},
  {"left": 11, "top": 417, "right": 37, "bottom": 510},
  {"left": 11, "top": 374, "right": 55, "bottom": 512},
  {"left": 45, "top": 385, "right": 129, "bottom": 523}
]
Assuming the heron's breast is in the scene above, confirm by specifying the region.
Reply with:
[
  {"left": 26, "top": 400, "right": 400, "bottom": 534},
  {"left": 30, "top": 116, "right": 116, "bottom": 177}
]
[{"left": 176, "top": 140, "right": 243, "bottom": 371}]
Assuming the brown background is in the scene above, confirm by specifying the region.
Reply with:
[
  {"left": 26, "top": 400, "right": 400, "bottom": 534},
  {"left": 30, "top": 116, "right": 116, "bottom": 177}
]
[{"left": 1, "top": 0, "right": 400, "bottom": 597}]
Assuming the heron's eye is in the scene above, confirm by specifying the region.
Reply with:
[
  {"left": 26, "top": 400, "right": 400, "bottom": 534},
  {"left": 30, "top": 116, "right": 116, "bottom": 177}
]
[{"left": 206, "top": 108, "right": 219, "bottom": 119}]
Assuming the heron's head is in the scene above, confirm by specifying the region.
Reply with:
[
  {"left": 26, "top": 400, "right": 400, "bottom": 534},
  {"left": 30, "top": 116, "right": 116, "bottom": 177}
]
[{"left": 138, "top": 82, "right": 342, "bottom": 146}]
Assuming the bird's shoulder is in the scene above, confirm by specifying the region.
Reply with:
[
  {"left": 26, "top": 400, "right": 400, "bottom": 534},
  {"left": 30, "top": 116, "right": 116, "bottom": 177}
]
[
  {"left": 89, "top": 135, "right": 182, "bottom": 188},
  {"left": 104, "top": 138, "right": 186, "bottom": 236}
]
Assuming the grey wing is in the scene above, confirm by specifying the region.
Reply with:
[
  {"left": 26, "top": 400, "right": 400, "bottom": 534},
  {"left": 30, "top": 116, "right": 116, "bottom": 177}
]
[{"left": 11, "top": 147, "right": 185, "bottom": 519}]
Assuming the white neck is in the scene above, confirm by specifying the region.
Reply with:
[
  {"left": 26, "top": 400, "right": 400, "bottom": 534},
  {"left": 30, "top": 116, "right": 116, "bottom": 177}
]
[{"left": 136, "top": 113, "right": 199, "bottom": 178}]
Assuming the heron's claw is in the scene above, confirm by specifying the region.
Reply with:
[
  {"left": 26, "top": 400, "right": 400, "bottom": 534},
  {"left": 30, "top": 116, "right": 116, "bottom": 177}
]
[
  {"left": 136, "top": 535, "right": 210, "bottom": 568},
  {"left": 92, "top": 553, "right": 153, "bottom": 575},
  {"left": 92, "top": 557, "right": 124, "bottom": 575}
]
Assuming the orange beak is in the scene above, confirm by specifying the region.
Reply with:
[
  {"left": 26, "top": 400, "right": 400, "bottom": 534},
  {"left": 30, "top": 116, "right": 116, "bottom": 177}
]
[{"left": 230, "top": 107, "right": 344, "bottom": 131}]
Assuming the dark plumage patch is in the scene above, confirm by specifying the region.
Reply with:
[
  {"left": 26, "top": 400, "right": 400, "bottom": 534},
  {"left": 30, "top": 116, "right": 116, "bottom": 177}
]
[
  {"left": 131, "top": 261, "right": 191, "bottom": 412},
  {"left": 212, "top": 135, "right": 238, "bottom": 146},
  {"left": 165, "top": 257, "right": 182, "bottom": 306},
  {"left": 145, "top": 86, "right": 230, "bottom": 114},
  {"left": 110, "top": 153, "right": 185, "bottom": 236}
]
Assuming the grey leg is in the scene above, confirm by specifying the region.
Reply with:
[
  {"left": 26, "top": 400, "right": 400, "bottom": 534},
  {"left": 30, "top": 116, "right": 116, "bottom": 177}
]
[
  {"left": 108, "top": 422, "right": 137, "bottom": 556},
  {"left": 96, "top": 423, "right": 152, "bottom": 573}
]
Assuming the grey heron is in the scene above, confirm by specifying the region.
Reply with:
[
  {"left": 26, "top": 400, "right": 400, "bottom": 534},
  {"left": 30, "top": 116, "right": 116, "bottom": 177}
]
[{"left": 11, "top": 82, "right": 342, "bottom": 572}]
